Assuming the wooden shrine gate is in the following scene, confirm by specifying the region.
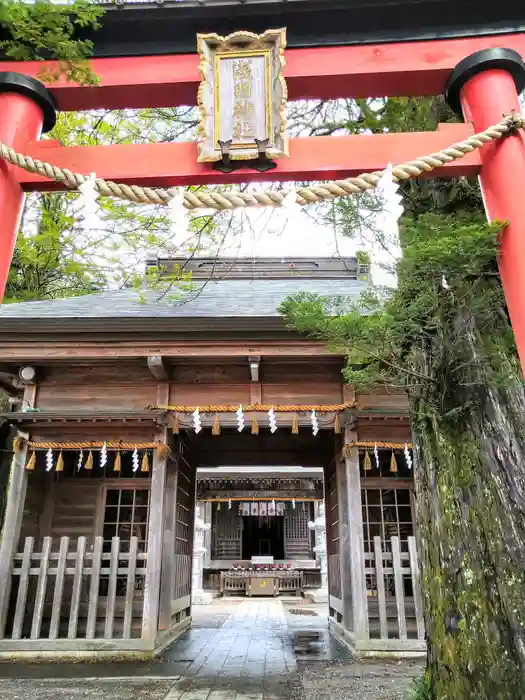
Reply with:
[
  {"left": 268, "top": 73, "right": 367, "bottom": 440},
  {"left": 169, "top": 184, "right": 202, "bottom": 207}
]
[
  {"left": 0, "top": 0, "right": 523, "bottom": 661},
  {"left": 325, "top": 428, "right": 425, "bottom": 654}
]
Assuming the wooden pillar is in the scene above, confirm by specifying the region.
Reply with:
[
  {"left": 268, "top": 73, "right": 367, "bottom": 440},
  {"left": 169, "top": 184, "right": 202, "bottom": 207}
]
[
  {"left": 158, "top": 448, "right": 178, "bottom": 631},
  {"left": 337, "top": 450, "right": 353, "bottom": 629},
  {"left": 339, "top": 426, "right": 368, "bottom": 641},
  {"left": 203, "top": 501, "right": 212, "bottom": 567},
  {"left": 141, "top": 427, "right": 169, "bottom": 642},
  {"left": 0, "top": 384, "right": 36, "bottom": 636}
]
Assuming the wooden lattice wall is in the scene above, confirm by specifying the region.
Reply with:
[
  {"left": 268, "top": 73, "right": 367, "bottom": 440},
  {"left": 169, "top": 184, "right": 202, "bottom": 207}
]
[
  {"left": 212, "top": 506, "right": 242, "bottom": 560},
  {"left": 284, "top": 502, "right": 312, "bottom": 559},
  {"left": 173, "top": 438, "right": 195, "bottom": 602}
]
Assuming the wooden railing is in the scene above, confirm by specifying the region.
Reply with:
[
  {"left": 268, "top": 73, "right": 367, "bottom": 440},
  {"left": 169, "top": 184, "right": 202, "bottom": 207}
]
[
  {"left": 5, "top": 535, "right": 147, "bottom": 641},
  {"left": 363, "top": 535, "right": 425, "bottom": 643},
  {"left": 302, "top": 570, "right": 322, "bottom": 589},
  {"left": 220, "top": 570, "right": 304, "bottom": 596}
]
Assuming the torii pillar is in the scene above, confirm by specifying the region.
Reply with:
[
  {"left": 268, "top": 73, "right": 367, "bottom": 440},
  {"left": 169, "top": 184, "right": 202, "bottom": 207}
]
[
  {"left": 0, "top": 73, "right": 56, "bottom": 300},
  {"left": 446, "top": 48, "right": 525, "bottom": 370}
]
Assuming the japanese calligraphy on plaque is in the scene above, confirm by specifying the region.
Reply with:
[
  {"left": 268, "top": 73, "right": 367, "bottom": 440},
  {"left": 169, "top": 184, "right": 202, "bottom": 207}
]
[{"left": 196, "top": 29, "right": 288, "bottom": 163}]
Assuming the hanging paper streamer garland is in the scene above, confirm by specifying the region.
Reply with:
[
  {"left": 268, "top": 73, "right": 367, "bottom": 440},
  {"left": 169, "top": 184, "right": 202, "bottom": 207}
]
[
  {"left": 228, "top": 499, "right": 232, "bottom": 510},
  {"left": 374, "top": 442, "right": 380, "bottom": 470},
  {"left": 404, "top": 442, "right": 413, "bottom": 470},
  {"left": 45, "top": 448, "right": 54, "bottom": 473},
  {"left": 281, "top": 183, "right": 301, "bottom": 212},
  {"left": 77, "top": 450, "right": 84, "bottom": 472},
  {"left": 268, "top": 407, "right": 277, "bottom": 433},
  {"left": 192, "top": 407, "right": 202, "bottom": 434},
  {"left": 132, "top": 447, "right": 139, "bottom": 473},
  {"left": 375, "top": 163, "right": 404, "bottom": 235},
  {"left": 76, "top": 172, "right": 102, "bottom": 230},
  {"left": 236, "top": 405, "right": 245, "bottom": 432},
  {"left": 292, "top": 498, "right": 296, "bottom": 510},
  {"left": 100, "top": 442, "right": 107, "bottom": 469},
  {"left": 167, "top": 187, "right": 189, "bottom": 235},
  {"left": 311, "top": 410, "right": 319, "bottom": 436}
]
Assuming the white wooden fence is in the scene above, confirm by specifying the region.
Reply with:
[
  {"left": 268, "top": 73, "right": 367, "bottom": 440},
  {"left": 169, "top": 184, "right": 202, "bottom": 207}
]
[
  {"left": 363, "top": 535, "right": 425, "bottom": 648},
  {"left": 3, "top": 535, "right": 147, "bottom": 641}
]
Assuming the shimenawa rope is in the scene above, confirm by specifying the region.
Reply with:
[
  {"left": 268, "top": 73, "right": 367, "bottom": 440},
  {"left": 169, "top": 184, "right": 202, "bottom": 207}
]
[
  {"left": 343, "top": 441, "right": 413, "bottom": 451},
  {"left": 0, "top": 114, "right": 522, "bottom": 211},
  {"left": 149, "top": 403, "right": 355, "bottom": 412}
]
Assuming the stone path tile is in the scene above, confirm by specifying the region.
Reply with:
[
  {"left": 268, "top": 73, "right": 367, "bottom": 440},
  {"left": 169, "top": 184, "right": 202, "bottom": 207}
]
[{"left": 0, "top": 599, "right": 423, "bottom": 699}]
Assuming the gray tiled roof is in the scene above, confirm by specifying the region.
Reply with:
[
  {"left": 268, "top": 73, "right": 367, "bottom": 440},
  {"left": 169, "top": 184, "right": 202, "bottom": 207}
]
[{"left": 0, "top": 278, "right": 366, "bottom": 320}]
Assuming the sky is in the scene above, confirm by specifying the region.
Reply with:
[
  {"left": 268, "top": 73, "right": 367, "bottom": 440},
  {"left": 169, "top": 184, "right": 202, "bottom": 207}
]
[{"left": 171, "top": 194, "right": 400, "bottom": 288}]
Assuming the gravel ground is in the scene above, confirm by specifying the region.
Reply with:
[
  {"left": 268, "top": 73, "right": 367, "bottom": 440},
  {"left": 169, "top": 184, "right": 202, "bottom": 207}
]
[
  {"left": 0, "top": 659, "right": 423, "bottom": 700},
  {"left": 298, "top": 659, "right": 422, "bottom": 700},
  {"left": 0, "top": 679, "right": 176, "bottom": 700}
]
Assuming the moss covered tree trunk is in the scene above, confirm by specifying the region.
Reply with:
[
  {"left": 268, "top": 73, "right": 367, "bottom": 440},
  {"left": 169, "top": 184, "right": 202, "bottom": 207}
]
[
  {"left": 279, "top": 211, "right": 525, "bottom": 697},
  {"left": 411, "top": 317, "right": 525, "bottom": 698}
]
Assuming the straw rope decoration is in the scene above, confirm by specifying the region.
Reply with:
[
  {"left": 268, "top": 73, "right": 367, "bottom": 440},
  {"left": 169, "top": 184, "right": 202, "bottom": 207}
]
[
  {"left": 12, "top": 437, "right": 168, "bottom": 472},
  {"left": 151, "top": 403, "right": 355, "bottom": 412},
  {"left": 24, "top": 441, "right": 168, "bottom": 455},
  {"left": 0, "top": 114, "right": 522, "bottom": 211},
  {"left": 344, "top": 441, "right": 413, "bottom": 453}
]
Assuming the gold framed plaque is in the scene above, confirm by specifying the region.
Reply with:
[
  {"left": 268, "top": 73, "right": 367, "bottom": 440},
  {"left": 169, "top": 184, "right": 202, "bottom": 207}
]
[{"left": 196, "top": 29, "right": 288, "bottom": 163}]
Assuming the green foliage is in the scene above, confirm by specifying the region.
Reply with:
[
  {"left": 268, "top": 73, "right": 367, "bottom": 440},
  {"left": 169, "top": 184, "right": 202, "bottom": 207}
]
[
  {"left": 5, "top": 193, "right": 104, "bottom": 302},
  {"left": 409, "top": 673, "right": 432, "bottom": 700},
  {"left": 356, "top": 250, "right": 371, "bottom": 265},
  {"left": 0, "top": 0, "right": 104, "bottom": 84},
  {"left": 280, "top": 213, "right": 510, "bottom": 408}
]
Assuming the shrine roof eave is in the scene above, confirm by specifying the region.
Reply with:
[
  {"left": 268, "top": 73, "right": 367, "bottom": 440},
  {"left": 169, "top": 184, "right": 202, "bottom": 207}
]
[
  {"left": 22, "top": 0, "right": 525, "bottom": 59},
  {"left": 0, "top": 410, "right": 166, "bottom": 427},
  {"left": 0, "top": 316, "right": 290, "bottom": 336}
]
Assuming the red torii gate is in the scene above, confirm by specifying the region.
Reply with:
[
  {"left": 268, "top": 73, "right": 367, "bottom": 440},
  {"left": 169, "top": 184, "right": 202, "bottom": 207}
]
[{"left": 0, "top": 34, "right": 524, "bottom": 365}]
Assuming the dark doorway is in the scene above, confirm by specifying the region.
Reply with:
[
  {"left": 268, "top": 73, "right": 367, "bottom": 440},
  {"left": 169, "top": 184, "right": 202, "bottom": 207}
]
[{"left": 241, "top": 516, "right": 285, "bottom": 559}]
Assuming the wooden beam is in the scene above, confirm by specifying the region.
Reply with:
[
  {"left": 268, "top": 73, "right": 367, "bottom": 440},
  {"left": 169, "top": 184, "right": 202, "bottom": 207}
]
[
  {"left": 0, "top": 384, "right": 36, "bottom": 636},
  {"left": 249, "top": 383, "right": 262, "bottom": 404},
  {"left": 0, "top": 340, "right": 338, "bottom": 361},
  {"left": 249, "top": 356, "right": 260, "bottom": 383},
  {"left": 158, "top": 451, "right": 178, "bottom": 631},
  {"left": 342, "top": 426, "right": 369, "bottom": 641},
  {"left": 3, "top": 34, "right": 524, "bottom": 111},
  {"left": 17, "top": 124, "right": 479, "bottom": 191},
  {"left": 142, "top": 427, "right": 169, "bottom": 642},
  {"left": 147, "top": 355, "right": 169, "bottom": 381}
]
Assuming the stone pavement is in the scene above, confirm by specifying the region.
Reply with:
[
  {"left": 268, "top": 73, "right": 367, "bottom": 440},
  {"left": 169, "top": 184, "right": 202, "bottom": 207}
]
[{"left": 0, "top": 599, "right": 423, "bottom": 700}]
